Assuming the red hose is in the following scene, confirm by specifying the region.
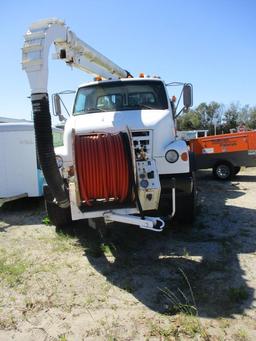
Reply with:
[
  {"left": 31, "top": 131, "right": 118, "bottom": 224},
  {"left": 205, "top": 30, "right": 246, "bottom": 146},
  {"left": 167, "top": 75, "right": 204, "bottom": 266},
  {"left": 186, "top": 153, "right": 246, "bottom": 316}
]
[{"left": 75, "top": 133, "right": 131, "bottom": 206}]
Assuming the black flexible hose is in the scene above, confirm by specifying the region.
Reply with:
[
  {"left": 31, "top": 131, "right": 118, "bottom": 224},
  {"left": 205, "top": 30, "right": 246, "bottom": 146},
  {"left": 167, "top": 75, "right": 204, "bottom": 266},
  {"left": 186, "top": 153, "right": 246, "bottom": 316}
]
[
  {"left": 31, "top": 93, "right": 69, "bottom": 208},
  {"left": 120, "top": 132, "right": 145, "bottom": 219}
]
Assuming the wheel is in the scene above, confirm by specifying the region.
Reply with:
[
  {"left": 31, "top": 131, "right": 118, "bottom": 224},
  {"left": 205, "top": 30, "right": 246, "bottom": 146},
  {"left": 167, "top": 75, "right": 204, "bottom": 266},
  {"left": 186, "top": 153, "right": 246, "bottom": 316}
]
[
  {"left": 176, "top": 183, "right": 196, "bottom": 225},
  {"left": 234, "top": 166, "right": 241, "bottom": 175},
  {"left": 175, "top": 172, "right": 197, "bottom": 225},
  {"left": 43, "top": 186, "right": 72, "bottom": 234},
  {"left": 213, "top": 162, "right": 234, "bottom": 180}
]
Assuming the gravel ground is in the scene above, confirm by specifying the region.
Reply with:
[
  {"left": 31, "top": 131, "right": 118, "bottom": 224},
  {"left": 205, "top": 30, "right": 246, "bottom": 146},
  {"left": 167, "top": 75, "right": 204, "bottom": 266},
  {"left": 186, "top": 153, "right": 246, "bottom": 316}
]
[{"left": 0, "top": 168, "right": 256, "bottom": 341}]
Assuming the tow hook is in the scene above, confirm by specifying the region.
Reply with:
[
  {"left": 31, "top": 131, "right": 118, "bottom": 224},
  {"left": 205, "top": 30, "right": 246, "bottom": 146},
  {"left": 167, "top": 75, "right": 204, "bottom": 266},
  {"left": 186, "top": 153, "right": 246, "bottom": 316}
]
[{"left": 103, "top": 212, "right": 165, "bottom": 232}]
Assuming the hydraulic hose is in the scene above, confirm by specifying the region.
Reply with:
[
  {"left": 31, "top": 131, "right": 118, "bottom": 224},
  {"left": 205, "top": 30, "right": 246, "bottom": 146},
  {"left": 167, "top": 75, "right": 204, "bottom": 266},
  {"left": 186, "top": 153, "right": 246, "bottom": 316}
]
[
  {"left": 75, "top": 133, "right": 132, "bottom": 206},
  {"left": 31, "top": 93, "right": 69, "bottom": 208},
  {"left": 120, "top": 132, "right": 145, "bottom": 219}
]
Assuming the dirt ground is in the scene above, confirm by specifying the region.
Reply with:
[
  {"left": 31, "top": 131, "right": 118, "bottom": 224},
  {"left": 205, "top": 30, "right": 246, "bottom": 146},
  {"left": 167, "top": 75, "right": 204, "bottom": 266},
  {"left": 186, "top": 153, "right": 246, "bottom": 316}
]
[{"left": 0, "top": 168, "right": 256, "bottom": 341}]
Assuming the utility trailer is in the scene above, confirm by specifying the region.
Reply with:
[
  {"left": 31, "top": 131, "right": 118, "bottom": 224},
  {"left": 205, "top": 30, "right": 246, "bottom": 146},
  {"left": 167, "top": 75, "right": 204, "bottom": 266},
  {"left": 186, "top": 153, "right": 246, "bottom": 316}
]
[
  {"left": 0, "top": 122, "right": 63, "bottom": 203},
  {"left": 189, "top": 131, "right": 256, "bottom": 180}
]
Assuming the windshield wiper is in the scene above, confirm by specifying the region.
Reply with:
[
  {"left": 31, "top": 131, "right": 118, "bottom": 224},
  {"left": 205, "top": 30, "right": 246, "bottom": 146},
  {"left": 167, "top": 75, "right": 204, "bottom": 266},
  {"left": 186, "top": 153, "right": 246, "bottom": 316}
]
[
  {"left": 138, "top": 104, "right": 154, "bottom": 109},
  {"left": 120, "top": 104, "right": 154, "bottom": 110},
  {"left": 86, "top": 107, "right": 108, "bottom": 113}
]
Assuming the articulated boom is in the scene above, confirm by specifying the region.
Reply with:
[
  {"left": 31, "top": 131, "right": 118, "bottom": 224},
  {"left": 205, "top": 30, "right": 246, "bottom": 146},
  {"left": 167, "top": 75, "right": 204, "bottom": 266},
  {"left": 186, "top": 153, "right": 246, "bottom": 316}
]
[{"left": 22, "top": 18, "right": 129, "bottom": 94}]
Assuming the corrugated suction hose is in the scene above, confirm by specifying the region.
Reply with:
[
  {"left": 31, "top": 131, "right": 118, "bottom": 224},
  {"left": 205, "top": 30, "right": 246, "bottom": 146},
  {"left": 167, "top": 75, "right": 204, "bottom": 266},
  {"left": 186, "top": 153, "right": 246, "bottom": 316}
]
[{"left": 31, "top": 93, "right": 69, "bottom": 208}]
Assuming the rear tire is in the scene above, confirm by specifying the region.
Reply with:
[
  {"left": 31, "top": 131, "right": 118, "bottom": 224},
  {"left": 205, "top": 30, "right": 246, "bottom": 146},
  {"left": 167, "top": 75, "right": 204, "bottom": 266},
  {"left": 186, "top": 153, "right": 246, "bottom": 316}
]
[
  {"left": 234, "top": 166, "right": 241, "bottom": 175},
  {"left": 213, "top": 162, "right": 234, "bottom": 180},
  {"left": 43, "top": 186, "right": 72, "bottom": 234}
]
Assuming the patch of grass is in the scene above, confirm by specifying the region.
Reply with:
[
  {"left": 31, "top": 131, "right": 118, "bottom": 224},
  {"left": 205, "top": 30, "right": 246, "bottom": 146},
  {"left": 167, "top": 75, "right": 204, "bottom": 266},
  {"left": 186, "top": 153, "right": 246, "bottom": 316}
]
[
  {"left": 218, "top": 317, "right": 230, "bottom": 329},
  {"left": 100, "top": 243, "right": 115, "bottom": 256},
  {"left": 149, "top": 321, "right": 176, "bottom": 339},
  {"left": 179, "top": 314, "right": 208, "bottom": 338},
  {"left": 58, "top": 335, "right": 68, "bottom": 341},
  {"left": 159, "top": 268, "right": 197, "bottom": 316},
  {"left": 0, "top": 255, "right": 27, "bottom": 287},
  {"left": 107, "top": 337, "right": 118, "bottom": 341},
  {"left": 42, "top": 216, "right": 51, "bottom": 226},
  {"left": 233, "top": 328, "right": 249, "bottom": 341},
  {"left": 161, "top": 288, "right": 197, "bottom": 315},
  {"left": 51, "top": 232, "right": 79, "bottom": 253},
  {"left": 34, "top": 263, "right": 59, "bottom": 274},
  {"left": 84, "top": 294, "right": 96, "bottom": 307},
  {"left": 149, "top": 315, "right": 209, "bottom": 340},
  {"left": 0, "top": 315, "right": 17, "bottom": 330},
  {"left": 55, "top": 231, "right": 75, "bottom": 242},
  {"left": 228, "top": 286, "right": 249, "bottom": 303}
]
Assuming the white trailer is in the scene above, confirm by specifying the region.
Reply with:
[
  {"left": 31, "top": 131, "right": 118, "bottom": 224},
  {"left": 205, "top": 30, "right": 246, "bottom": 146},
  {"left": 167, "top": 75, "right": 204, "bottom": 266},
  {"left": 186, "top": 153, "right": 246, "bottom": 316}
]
[{"left": 0, "top": 122, "right": 62, "bottom": 203}]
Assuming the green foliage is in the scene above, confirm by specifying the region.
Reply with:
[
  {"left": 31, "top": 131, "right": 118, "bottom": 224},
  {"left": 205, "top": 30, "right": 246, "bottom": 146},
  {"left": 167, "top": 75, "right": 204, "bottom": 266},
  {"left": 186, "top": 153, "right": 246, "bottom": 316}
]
[
  {"left": 159, "top": 268, "right": 197, "bottom": 316},
  {"left": 42, "top": 216, "right": 51, "bottom": 226},
  {"left": 177, "top": 110, "right": 201, "bottom": 130},
  {"left": 247, "top": 106, "right": 256, "bottom": 129},
  {"left": 58, "top": 335, "right": 68, "bottom": 341},
  {"left": 177, "top": 101, "right": 256, "bottom": 133},
  {"left": 0, "top": 256, "right": 27, "bottom": 287},
  {"left": 222, "top": 102, "right": 240, "bottom": 133}
]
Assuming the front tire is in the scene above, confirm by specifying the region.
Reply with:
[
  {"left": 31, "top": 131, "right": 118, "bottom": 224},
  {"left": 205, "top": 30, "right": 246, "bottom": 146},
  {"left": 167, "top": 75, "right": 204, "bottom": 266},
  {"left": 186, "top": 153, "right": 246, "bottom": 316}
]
[
  {"left": 175, "top": 182, "right": 196, "bottom": 225},
  {"left": 43, "top": 186, "right": 72, "bottom": 234}
]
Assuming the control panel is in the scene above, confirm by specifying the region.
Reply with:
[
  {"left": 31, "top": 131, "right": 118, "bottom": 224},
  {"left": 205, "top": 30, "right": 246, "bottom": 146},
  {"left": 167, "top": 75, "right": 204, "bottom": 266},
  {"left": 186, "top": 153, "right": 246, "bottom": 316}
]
[
  {"left": 136, "top": 159, "right": 161, "bottom": 211},
  {"left": 132, "top": 130, "right": 152, "bottom": 160}
]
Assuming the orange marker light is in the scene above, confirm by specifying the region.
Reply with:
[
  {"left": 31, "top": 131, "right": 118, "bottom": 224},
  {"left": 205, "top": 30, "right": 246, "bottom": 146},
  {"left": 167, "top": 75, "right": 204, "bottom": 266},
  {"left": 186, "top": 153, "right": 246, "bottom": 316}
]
[
  {"left": 181, "top": 152, "right": 188, "bottom": 161},
  {"left": 139, "top": 73, "right": 145, "bottom": 78},
  {"left": 94, "top": 76, "right": 102, "bottom": 81}
]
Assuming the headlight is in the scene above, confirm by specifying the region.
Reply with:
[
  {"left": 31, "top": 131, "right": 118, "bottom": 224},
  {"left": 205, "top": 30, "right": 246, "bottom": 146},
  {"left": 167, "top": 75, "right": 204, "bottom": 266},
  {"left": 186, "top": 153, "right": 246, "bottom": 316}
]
[
  {"left": 56, "top": 155, "right": 63, "bottom": 168},
  {"left": 165, "top": 150, "right": 179, "bottom": 163}
]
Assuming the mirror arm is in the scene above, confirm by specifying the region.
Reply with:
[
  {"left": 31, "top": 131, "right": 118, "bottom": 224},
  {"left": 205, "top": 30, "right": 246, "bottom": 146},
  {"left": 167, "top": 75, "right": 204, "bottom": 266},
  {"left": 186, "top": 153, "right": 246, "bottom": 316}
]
[
  {"left": 51, "top": 93, "right": 71, "bottom": 122},
  {"left": 174, "top": 106, "right": 187, "bottom": 119}
]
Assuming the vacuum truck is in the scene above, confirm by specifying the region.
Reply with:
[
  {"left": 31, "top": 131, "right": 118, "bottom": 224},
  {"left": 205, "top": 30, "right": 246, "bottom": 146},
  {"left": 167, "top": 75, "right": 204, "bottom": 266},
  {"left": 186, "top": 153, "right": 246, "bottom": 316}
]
[{"left": 22, "top": 18, "right": 195, "bottom": 233}]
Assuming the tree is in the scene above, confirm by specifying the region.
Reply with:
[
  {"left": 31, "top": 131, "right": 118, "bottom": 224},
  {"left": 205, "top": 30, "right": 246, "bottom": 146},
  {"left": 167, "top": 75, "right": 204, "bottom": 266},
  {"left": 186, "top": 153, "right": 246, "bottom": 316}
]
[
  {"left": 195, "top": 102, "right": 223, "bottom": 133},
  {"left": 177, "top": 101, "right": 256, "bottom": 133},
  {"left": 222, "top": 102, "right": 240, "bottom": 133},
  {"left": 177, "top": 110, "right": 201, "bottom": 130},
  {"left": 177, "top": 101, "right": 223, "bottom": 133},
  {"left": 248, "top": 106, "right": 256, "bottom": 129}
]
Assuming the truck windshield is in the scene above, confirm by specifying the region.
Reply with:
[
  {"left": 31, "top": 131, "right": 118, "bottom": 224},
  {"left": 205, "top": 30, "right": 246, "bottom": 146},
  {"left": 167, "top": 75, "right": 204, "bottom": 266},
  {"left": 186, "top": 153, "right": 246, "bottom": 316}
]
[{"left": 73, "top": 80, "right": 168, "bottom": 115}]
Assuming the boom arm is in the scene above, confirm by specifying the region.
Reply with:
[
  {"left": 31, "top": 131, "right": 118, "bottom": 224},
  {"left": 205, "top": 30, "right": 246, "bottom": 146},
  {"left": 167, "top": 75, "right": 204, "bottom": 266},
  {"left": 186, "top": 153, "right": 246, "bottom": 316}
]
[
  {"left": 22, "top": 18, "right": 130, "bottom": 94},
  {"left": 21, "top": 18, "right": 131, "bottom": 209}
]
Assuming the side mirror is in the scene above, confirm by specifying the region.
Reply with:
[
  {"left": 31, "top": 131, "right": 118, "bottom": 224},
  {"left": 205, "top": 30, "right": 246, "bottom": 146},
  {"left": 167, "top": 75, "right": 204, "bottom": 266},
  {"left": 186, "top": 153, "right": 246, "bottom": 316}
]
[
  {"left": 183, "top": 83, "right": 193, "bottom": 110},
  {"left": 53, "top": 94, "right": 66, "bottom": 122},
  {"left": 53, "top": 94, "right": 62, "bottom": 116}
]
